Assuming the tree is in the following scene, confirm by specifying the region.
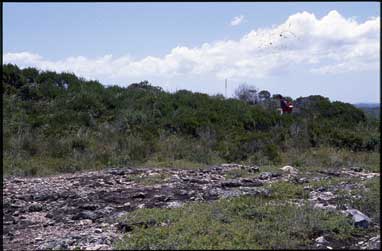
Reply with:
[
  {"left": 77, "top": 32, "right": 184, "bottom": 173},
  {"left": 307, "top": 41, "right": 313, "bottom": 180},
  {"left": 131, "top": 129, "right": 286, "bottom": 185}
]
[
  {"left": 22, "top": 67, "right": 39, "bottom": 84},
  {"left": 258, "top": 90, "right": 271, "bottom": 102},
  {"left": 234, "top": 83, "right": 259, "bottom": 105}
]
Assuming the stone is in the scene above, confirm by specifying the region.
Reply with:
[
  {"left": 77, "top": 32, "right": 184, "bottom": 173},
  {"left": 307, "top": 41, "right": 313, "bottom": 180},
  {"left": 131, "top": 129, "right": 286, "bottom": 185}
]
[
  {"left": 137, "top": 204, "right": 145, "bottom": 209},
  {"left": 317, "top": 186, "right": 326, "bottom": 192},
  {"left": 79, "top": 219, "right": 93, "bottom": 225},
  {"left": 28, "top": 202, "right": 43, "bottom": 212},
  {"left": 94, "top": 228, "right": 102, "bottom": 233},
  {"left": 132, "top": 192, "right": 146, "bottom": 199},
  {"left": 315, "top": 236, "right": 329, "bottom": 244},
  {"left": 258, "top": 172, "right": 280, "bottom": 180},
  {"left": 365, "top": 235, "right": 380, "bottom": 249},
  {"left": 117, "top": 222, "right": 133, "bottom": 232},
  {"left": 280, "top": 165, "right": 298, "bottom": 174},
  {"left": 221, "top": 178, "right": 262, "bottom": 188},
  {"left": 221, "top": 163, "right": 237, "bottom": 168},
  {"left": 38, "top": 240, "right": 68, "bottom": 250},
  {"left": 72, "top": 211, "right": 98, "bottom": 221},
  {"left": 240, "top": 178, "right": 263, "bottom": 186},
  {"left": 242, "top": 187, "right": 271, "bottom": 197},
  {"left": 346, "top": 209, "right": 372, "bottom": 228},
  {"left": 166, "top": 201, "right": 183, "bottom": 208},
  {"left": 259, "top": 172, "right": 273, "bottom": 180},
  {"left": 10, "top": 202, "right": 24, "bottom": 208},
  {"left": 303, "top": 185, "right": 313, "bottom": 191},
  {"left": 219, "top": 189, "right": 243, "bottom": 199},
  {"left": 350, "top": 166, "right": 363, "bottom": 172},
  {"left": 33, "top": 193, "right": 52, "bottom": 201},
  {"left": 297, "top": 177, "right": 309, "bottom": 184},
  {"left": 318, "top": 192, "right": 336, "bottom": 201},
  {"left": 319, "top": 170, "right": 341, "bottom": 177},
  {"left": 107, "top": 169, "right": 125, "bottom": 176},
  {"left": 249, "top": 165, "right": 260, "bottom": 172},
  {"left": 221, "top": 180, "right": 243, "bottom": 188},
  {"left": 35, "top": 237, "right": 43, "bottom": 242},
  {"left": 87, "top": 244, "right": 110, "bottom": 250},
  {"left": 80, "top": 204, "right": 98, "bottom": 210}
]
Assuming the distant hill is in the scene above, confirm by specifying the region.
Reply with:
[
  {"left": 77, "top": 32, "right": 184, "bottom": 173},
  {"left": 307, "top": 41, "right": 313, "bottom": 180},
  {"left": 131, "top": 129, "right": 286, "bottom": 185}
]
[
  {"left": 353, "top": 103, "right": 380, "bottom": 108},
  {"left": 353, "top": 103, "right": 380, "bottom": 120}
]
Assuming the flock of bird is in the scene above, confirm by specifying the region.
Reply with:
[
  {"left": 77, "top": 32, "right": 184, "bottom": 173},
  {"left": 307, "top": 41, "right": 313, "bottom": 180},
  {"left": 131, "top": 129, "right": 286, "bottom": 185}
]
[{"left": 257, "top": 23, "right": 301, "bottom": 51}]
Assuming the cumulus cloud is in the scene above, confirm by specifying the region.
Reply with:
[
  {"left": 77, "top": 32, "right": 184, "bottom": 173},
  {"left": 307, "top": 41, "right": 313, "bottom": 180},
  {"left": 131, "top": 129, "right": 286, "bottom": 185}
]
[
  {"left": 3, "top": 10, "right": 380, "bottom": 85},
  {"left": 230, "top": 15, "right": 245, "bottom": 26}
]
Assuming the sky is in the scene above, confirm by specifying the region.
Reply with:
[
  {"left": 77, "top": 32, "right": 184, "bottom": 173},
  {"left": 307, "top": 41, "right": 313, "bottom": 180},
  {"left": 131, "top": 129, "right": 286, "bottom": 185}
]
[{"left": 3, "top": 2, "right": 381, "bottom": 103}]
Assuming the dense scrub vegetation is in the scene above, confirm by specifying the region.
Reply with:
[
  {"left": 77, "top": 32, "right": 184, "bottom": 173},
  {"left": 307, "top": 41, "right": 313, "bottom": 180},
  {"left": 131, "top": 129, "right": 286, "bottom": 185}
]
[{"left": 2, "top": 64, "right": 380, "bottom": 176}]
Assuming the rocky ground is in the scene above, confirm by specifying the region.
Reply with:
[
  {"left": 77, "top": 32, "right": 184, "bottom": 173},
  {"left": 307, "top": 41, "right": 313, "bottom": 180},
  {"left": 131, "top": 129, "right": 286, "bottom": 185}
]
[{"left": 2, "top": 164, "right": 380, "bottom": 250}]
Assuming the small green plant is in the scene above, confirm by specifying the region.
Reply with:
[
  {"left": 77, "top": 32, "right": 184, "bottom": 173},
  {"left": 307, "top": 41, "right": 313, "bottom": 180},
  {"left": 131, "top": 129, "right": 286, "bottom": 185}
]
[{"left": 266, "top": 181, "right": 309, "bottom": 200}]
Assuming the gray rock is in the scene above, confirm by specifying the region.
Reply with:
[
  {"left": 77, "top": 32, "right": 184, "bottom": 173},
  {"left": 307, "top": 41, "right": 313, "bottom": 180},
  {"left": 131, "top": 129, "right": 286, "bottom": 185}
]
[
  {"left": 166, "top": 201, "right": 183, "bottom": 208},
  {"left": 280, "top": 165, "right": 298, "bottom": 174},
  {"left": 219, "top": 189, "right": 243, "bottom": 198},
  {"left": 107, "top": 169, "right": 125, "bottom": 176},
  {"left": 350, "top": 166, "right": 363, "bottom": 172},
  {"left": 207, "top": 188, "right": 222, "bottom": 198},
  {"left": 240, "top": 178, "right": 263, "bottom": 186},
  {"left": 94, "top": 228, "right": 102, "bottom": 233},
  {"left": 346, "top": 209, "right": 371, "bottom": 228},
  {"left": 33, "top": 193, "right": 53, "bottom": 201},
  {"left": 28, "top": 202, "right": 43, "bottom": 212},
  {"left": 259, "top": 172, "right": 280, "bottom": 180},
  {"left": 317, "top": 186, "right": 326, "bottom": 192},
  {"left": 303, "top": 186, "right": 313, "bottom": 191},
  {"left": 365, "top": 235, "right": 380, "bottom": 249},
  {"left": 249, "top": 165, "right": 260, "bottom": 172},
  {"left": 242, "top": 187, "right": 271, "bottom": 197},
  {"left": 72, "top": 210, "right": 98, "bottom": 220},
  {"left": 221, "top": 179, "right": 243, "bottom": 188},
  {"left": 10, "top": 202, "right": 24, "bottom": 208},
  {"left": 132, "top": 192, "right": 146, "bottom": 199},
  {"left": 297, "top": 177, "right": 309, "bottom": 184},
  {"left": 259, "top": 172, "right": 273, "bottom": 180},
  {"left": 221, "top": 178, "right": 262, "bottom": 188},
  {"left": 315, "top": 236, "right": 329, "bottom": 244},
  {"left": 318, "top": 170, "right": 341, "bottom": 177},
  {"left": 38, "top": 240, "right": 68, "bottom": 250},
  {"left": 317, "top": 191, "right": 336, "bottom": 202},
  {"left": 117, "top": 222, "right": 133, "bottom": 232},
  {"left": 79, "top": 204, "right": 98, "bottom": 210}
]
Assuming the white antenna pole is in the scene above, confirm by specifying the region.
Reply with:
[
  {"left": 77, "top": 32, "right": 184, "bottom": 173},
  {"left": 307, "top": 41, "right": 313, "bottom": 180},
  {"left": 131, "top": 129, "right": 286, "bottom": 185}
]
[{"left": 225, "top": 79, "right": 227, "bottom": 98}]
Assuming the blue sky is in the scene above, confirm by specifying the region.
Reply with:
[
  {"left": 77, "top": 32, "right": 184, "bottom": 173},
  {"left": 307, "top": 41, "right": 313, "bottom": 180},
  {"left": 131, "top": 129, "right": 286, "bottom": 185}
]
[{"left": 3, "top": 2, "right": 380, "bottom": 103}]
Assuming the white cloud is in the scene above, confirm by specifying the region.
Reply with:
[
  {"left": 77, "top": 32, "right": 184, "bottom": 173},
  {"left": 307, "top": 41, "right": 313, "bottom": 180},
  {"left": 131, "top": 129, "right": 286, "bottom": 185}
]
[
  {"left": 3, "top": 10, "right": 380, "bottom": 86},
  {"left": 4, "top": 51, "right": 42, "bottom": 63},
  {"left": 230, "top": 15, "right": 245, "bottom": 26}
]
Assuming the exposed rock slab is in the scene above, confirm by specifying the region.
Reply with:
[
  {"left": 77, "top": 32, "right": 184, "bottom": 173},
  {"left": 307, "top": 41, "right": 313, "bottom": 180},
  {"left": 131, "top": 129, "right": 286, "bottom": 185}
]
[{"left": 2, "top": 165, "right": 269, "bottom": 251}]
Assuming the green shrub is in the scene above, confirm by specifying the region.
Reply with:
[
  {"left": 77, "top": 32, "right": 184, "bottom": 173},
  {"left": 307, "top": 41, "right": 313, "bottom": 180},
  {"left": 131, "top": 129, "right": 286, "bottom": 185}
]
[{"left": 264, "top": 144, "right": 281, "bottom": 164}]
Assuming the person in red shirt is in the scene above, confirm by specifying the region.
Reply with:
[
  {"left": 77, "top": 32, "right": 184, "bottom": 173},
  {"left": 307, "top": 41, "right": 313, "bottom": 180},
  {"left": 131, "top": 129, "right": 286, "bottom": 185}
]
[{"left": 278, "top": 95, "right": 293, "bottom": 114}]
